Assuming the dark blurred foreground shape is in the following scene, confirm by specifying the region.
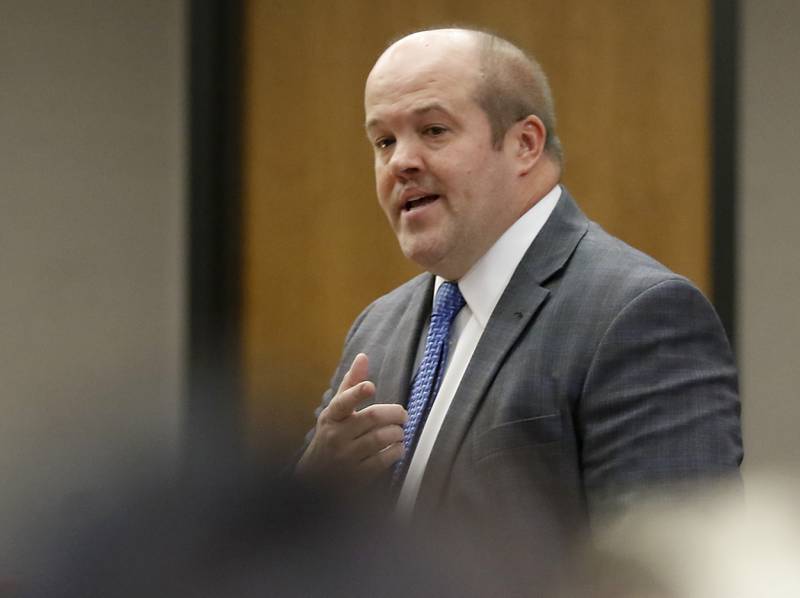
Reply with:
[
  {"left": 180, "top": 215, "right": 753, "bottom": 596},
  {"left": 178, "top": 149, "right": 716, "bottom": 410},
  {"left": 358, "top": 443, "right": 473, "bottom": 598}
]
[
  {"left": 4, "top": 463, "right": 573, "bottom": 598},
  {"left": 5, "top": 460, "right": 799, "bottom": 597}
]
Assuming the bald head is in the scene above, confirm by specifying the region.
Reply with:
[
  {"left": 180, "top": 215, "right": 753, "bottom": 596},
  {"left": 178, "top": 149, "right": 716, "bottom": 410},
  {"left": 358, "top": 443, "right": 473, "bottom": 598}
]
[
  {"left": 368, "top": 28, "right": 562, "bottom": 165},
  {"left": 369, "top": 28, "right": 479, "bottom": 70},
  {"left": 365, "top": 29, "right": 482, "bottom": 113}
]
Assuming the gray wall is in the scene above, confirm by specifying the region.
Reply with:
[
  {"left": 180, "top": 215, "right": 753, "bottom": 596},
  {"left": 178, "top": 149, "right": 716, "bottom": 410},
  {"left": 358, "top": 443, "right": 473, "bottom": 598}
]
[
  {"left": 739, "top": 0, "right": 800, "bottom": 474},
  {"left": 1, "top": 0, "right": 185, "bottom": 532}
]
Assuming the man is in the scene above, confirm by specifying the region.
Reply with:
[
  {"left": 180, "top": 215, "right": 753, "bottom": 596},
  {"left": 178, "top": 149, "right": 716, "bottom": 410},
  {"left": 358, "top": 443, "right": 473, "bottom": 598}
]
[{"left": 297, "top": 28, "right": 742, "bottom": 533}]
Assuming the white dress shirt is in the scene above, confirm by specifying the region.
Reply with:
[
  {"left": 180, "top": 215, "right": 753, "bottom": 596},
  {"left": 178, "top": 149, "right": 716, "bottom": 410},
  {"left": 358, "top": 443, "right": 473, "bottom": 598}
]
[{"left": 396, "top": 184, "right": 562, "bottom": 518}]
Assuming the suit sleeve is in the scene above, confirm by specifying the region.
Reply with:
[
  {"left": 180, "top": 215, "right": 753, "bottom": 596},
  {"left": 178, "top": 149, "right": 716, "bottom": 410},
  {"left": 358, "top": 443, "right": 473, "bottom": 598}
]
[
  {"left": 298, "top": 301, "right": 377, "bottom": 454},
  {"left": 578, "top": 278, "right": 743, "bottom": 518}
]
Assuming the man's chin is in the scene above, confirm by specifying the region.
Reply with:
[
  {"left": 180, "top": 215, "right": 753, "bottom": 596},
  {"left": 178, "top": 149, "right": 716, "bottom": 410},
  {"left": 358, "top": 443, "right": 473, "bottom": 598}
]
[
  {"left": 399, "top": 240, "right": 447, "bottom": 273},
  {"left": 400, "top": 244, "right": 467, "bottom": 280}
]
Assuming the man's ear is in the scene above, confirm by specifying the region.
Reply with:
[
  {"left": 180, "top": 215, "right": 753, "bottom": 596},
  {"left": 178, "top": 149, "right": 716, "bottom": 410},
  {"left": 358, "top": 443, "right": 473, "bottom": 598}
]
[{"left": 511, "top": 115, "right": 547, "bottom": 176}]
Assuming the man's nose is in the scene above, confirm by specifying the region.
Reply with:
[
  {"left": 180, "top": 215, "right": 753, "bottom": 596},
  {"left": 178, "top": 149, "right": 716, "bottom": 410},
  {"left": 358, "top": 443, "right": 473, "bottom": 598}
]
[{"left": 388, "top": 139, "right": 423, "bottom": 179}]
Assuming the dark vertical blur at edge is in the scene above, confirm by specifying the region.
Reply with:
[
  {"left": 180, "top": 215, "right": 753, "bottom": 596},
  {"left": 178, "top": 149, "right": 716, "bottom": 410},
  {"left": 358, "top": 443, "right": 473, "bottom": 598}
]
[
  {"left": 711, "top": 0, "right": 739, "bottom": 352},
  {"left": 187, "top": 0, "right": 245, "bottom": 478}
]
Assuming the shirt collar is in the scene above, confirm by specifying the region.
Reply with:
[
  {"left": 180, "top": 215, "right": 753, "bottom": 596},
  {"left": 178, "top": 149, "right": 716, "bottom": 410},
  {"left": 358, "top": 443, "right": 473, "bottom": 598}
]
[{"left": 434, "top": 184, "right": 562, "bottom": 328}]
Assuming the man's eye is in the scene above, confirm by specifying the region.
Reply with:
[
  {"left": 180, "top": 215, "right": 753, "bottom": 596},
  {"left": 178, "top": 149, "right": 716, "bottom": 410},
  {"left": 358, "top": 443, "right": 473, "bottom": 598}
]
[
  {"left": 424, "top": 125, "right": 447, "bottom": 136},
  {"left": 375, "top": 137, "right": 395, "bottom": 149}
]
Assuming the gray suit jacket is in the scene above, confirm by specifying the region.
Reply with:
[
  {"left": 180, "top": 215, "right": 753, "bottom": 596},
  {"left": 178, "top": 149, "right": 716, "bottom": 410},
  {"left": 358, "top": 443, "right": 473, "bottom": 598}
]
[{"left": 311, "top": 190, "right": 742, "bottom": 534}]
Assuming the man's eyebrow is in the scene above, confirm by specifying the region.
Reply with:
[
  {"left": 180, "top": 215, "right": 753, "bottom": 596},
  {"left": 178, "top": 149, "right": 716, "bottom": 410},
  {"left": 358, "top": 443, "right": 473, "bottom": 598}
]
[
  {"left": 364, "top": 103, "right": 454, "bottom": 131},
  {"left": 412, "top": 102, "right": 452, "bottom": 117}
]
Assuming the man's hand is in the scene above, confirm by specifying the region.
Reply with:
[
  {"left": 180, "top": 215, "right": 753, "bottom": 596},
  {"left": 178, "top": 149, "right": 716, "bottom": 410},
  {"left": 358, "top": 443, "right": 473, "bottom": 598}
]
[{"left": 296, "top": 353, "right": 407, "bottom": 483}]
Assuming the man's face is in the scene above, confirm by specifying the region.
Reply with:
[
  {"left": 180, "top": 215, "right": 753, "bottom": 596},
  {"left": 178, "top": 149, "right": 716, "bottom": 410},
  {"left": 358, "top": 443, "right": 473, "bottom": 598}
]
[{"left": 364, "top": 33, "right": 518, "bottom": 280}]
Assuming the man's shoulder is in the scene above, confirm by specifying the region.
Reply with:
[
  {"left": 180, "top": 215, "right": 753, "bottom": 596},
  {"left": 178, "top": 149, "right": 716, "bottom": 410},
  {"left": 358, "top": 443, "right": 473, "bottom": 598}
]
[
  {"left": 373, "top": 271, "right": 432, "bottom": 307},
  {"left": 359, "top": 271, "right": 431, "bottom": 320},
  {"left": 547, "top": 189, "right": 698, "bottom": 298},
  {"left": 571, "top": 219, "right": 698, "bottom": 297},
  {"left": 343, "top": 272, "right": 431, "bottom": 342}
]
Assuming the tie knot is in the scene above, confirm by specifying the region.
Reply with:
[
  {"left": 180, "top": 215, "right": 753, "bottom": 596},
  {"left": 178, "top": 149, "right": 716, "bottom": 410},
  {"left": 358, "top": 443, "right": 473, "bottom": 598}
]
[{"left": 433, "top": 281, "right": 465, "bottom": 322}]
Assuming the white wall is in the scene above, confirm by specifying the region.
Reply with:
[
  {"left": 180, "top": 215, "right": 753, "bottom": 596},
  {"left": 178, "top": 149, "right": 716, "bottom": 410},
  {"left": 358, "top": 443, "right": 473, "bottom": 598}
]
[
  {"left": 739, "top": 0, "right": 800, "bottom": 473},
  {"left": 0, "top": 0, "right": 185, "bottom": 535}
]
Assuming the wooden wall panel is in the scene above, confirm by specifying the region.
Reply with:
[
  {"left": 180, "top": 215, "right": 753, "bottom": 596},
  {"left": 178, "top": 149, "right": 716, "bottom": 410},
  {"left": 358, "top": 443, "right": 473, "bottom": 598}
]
[{"left": 242, "top": 0, "right": 711, "bottom": 454}]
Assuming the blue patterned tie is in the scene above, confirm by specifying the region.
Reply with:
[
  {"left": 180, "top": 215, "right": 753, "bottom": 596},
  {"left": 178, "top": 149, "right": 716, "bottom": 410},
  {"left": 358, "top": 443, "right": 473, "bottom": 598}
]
[{"left": 393, "top": 281, "right": 465, "bottom": 484}]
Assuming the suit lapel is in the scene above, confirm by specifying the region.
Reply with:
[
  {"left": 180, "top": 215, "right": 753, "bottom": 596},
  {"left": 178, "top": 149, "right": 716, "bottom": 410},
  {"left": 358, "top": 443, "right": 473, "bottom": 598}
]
[
  {"left": 417, "top": 190, "right": 590, "bottom": 508},
  {"left": 372, "top": 274, "right": 434, "bottom": 407}
]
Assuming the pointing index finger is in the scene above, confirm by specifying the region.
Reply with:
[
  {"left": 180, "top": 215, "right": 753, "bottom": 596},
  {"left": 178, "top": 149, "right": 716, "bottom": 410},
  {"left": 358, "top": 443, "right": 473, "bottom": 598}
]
[
  {"left": 327, "top": 353, "right": 373, "bottom": 421},
  {"left": 337, "top": 353, "right": 369, "bottom": 395}
]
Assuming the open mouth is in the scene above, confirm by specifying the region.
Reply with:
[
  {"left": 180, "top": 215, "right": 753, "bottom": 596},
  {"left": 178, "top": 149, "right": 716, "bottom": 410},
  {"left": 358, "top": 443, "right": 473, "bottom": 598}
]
[{"left": 404, "top": 194, "right": 440, "bottom": 212}]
